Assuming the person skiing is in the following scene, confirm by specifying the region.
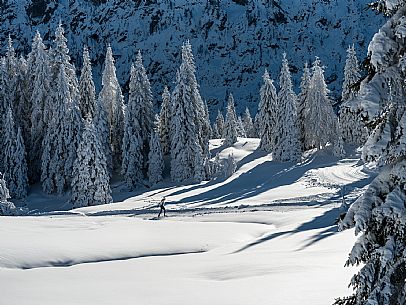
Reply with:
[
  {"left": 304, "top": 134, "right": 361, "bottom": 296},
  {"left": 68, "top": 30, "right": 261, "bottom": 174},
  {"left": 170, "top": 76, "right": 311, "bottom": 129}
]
[{"left": 158, "top": 197, "right": 166, "bottom": 218}]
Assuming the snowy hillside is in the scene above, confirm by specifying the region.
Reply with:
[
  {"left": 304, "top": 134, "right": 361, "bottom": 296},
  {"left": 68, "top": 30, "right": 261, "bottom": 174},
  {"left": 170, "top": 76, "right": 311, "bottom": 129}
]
[
  {"left": 0, "top": 138, "right": 375, "bottom": 305},
  {"left": 0, "top": 0, "right": 384, "bottom": 116}
]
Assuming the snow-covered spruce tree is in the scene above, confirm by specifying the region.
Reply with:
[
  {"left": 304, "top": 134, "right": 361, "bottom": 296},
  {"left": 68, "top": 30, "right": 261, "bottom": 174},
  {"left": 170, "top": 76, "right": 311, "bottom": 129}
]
[
  {"left": 257, "top": 69, "right": 278, "bottom": 152},
  {"left": 336, "top": 2, "right": 406, "bottom": 304},
  {"left": 4, "top": 36, "right": 18, "bottom": 113},
  {"left": 298, "top": 63, "right": 312, "bottom": 149},
  {"left": 242, "top": 107, "right": 255, "bottom": 138},
  {"left": 127, "top": 51, "right": 155, "bottom": 174},
  {"left": 50, "top": 23, "right": 79, "bottom": 108},
  {"left": 202, "top": 100, "right": 212, "bottom": 157},
  {"left": 223, "top": 93, "right": 238, "bottom": 147},
  {"left": 71, "top": 118, "right": 112, "bottom": 208},
  {"left": 148, "top": 128, "right": 164, "bottom": 185},
  {"left": 342, "top": 45, "right": 361, "bottom": 102},
  {"left": 170, "top": 42, "right": 207, "bottom": 182},
  {"left": 222, "top": 154, "right": 237, "bottom": 178},
  {"left": 211, "top": 123, "right": 220, "bottom": 139},
  {"left": 13, "top": 57, "right": 31, "bottom": 150},
  {"left": 3, "top": 108, "right": 28, "bottom": 199},
  {"left": 0, "top": 173, "right": 19, "bottom": 216},
  {"left": 305, "top": 57, "right": 338, "bottom": 151},
  {"left": 121, "top": 65, "right": 145, "bottom": 189},
  {"left": 29, "top": 33, "right": 51, "bottom": 182},
  {"left": 78, "top": 46, "right": 96, "bottom": 119},
  {"left": 237, "top": 116, "right": 247, "bottom": 137},
  {"left": 340, "top": 45, "right": 367, "bottom": 146},
  {"left": 0, "top": 58, "right": 6, "bottom": 171},
  {"left": 41, "top": 65, "right": 81, "bottom": 195},
  {"left": 94, "top": 97, "right": 113, "bottom": 176},
  {"left": 273, "top": 54, "right": 301, "bottom": 162},
  {"left": 159, "top": 86, "right": 171, "bottom": 155},
  {"left": 99, "top": 45, "right": 125, "bottom": 170},
  {"left": 215, "top": 109, "right": 225, "bottom": 138},
  {"left": 180, "top": 42, "right": 210, "bottom": 162}
]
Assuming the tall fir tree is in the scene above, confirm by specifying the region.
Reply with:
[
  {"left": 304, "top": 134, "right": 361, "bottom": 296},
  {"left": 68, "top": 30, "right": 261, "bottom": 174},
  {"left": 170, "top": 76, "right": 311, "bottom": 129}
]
[
  {"left": 3, "top": 108, "right": 28, "bottom": 199},
  {"left": 99, "top": 45, "right": 125, "bottom": 170},
  {"left": 94, "top": 97, "right": 113, "bottom": 176},
  {"left": 71, "top": 118, "right": 112, "bottom": 208},
  {"left": 215, "top": 109, "right": 225, "bottom": 138},
  {"left": 41, "top": 65, "right": 81, "bottom": 195},
  {"left": 29, "top": 33, "right": 51, "bottom": 182},
  {"left": 78, "top": 46, "right": 96, "bottom": 119},
  {"left": 340, "top": 45, "right": 366, "bottom": 146},
  {"left": 242, "top": 107, "right": 255, "bottom": 138},
  {"left": 13, "top": 57, "right": 31, "bottom": 150},
  {"left": 121, "top": 64, "right": 145, "bottom": 189},
  {"left": 237, "top": 116, "right": 246, "bottom": 137},
  {"left": 298, "top": 63, "right": 312, "bottom": 149},
  {"left": 342, "top": 44, "right": 361, "bottom": 102},
  {"left": 170, "top": 42, "right": 206, "bottom": 182},
  {"left": 148, "top": 128, "right": 164, "bottom": 185},
  {"left": 159, "top": 86, "right": 171, "bottom": 155},
  {"left": 273, "top": 53, "right": 301, "bottom": 162},
  {"left": 305, "top": 57, "right": 338, "bottom": 151},
  {"left": 127, "top": 51, "right": 154, "bottom": 175},
  {"left": 180, "top": 42, "right": 209, "bottom": 163},
  {"left": 257, "top": 70, "right": 278, "bottom": 152},
  {"left": 223, "top": 93, "right": 238, "bottom": 146}
]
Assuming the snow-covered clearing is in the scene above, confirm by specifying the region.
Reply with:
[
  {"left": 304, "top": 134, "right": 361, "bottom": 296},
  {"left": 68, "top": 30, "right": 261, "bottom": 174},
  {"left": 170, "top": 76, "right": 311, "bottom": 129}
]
[{"left": 0, "top": 139, "right": 374, "bottom": 305}]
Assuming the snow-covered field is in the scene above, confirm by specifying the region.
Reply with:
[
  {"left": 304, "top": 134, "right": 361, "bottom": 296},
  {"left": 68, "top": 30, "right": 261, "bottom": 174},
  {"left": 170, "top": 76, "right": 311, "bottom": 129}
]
[{"left": 0, "top": 139, "right": 374, "bottom": 305}]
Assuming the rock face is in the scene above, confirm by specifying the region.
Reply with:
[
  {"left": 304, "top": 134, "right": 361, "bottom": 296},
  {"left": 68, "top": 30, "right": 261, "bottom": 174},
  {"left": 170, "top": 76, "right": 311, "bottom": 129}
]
[{"left": 0, "top": 0, "right": 383, "bottom": 118}]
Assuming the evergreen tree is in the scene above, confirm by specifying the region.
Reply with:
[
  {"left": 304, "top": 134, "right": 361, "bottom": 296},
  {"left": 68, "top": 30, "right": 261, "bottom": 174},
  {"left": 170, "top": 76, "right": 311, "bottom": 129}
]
[
  {"left": 242, "top": 107, "right": 255, "bottom": 138},
  {"left": 170, "top": 42, "right": 206, "bottom": 182},
  {"left": 215, "top": 109, "right": 225, "bottom": 138},
  {"left": 127, "top": 51, "right": 154, "bottom": 174},
  {"left": 202, "top": 100, "right": 212, "bottom": 157},
  {"left": 3, "top": 108, "right": 28, "bottom": 199},
  {"left": 211, "top": 123, "right": 220, "bottom": 139},
  {"left": 94, "top": 97, "right": 113, "bottom": 175},
  {"left": 336, "top": 3, "right": 406, "bottom": 304},
  {"left": 0, "top": 173, "right": 19, "bottom": 216},
  {"left": 305, "top": 57, "right": 338, "bottom": 151},
  {"left": 237, "top": 116, "right": 247, "bottom": 137},
  {"left": 4, "top": 36, "right": 17, "bottom": 113},
  {"left": 78, "top": 46, "right": 96, "bottom": 119},
  {"left": 121, "top": 65, "right": 145, "bottom": 189},
  {"left": 148, "top": 128, "right": 164, "bottom": 185},
  {"left": 258, "top": 70, "right": 278, "bottom": 152},
  {"left": 223, "top": 93, "right": 238, "bottom": 147},
  {"left": 41, "top": 65, "right": 81, "bottom": 195},
  {"left": 340, "top": 45, "right": 365, "bottom": 146},
  {"left": 273, "top": 53, "right": 301, "bottom": 162},
  {"left": 159, "top": 86, "right": 171, "bottom": 155},
  {"left": 71, "top": 118, "right": 112, "bottom": 208},
  {"left": 99, "top": 45, "right": 125, "bottom": 170},
  {"left": 0, "top": 58, "right": 6, "bottom": 171},
  {"left": 29, "top": 33, "right": 51, "bottom": 182},
  {"left": 342, "top": 44, "right": 361, "bottom": 102},
  {"left": 298, "top": 63, "right": 312, "bottom": 149},
  {"left": 12, "top": 57, "right": 31, "bottom": 150}
]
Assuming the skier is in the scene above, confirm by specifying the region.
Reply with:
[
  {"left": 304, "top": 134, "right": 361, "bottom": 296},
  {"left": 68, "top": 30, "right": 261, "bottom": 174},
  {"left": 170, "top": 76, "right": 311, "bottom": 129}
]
[{"left": 158, "top": 197, "right": 166, "bottom": 218}]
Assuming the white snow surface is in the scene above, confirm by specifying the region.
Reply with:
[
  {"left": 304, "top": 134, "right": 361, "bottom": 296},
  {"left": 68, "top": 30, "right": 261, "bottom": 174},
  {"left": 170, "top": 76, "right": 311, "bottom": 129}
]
[{"left": 0, "top": 138, "right": 374, "bottom": 305}]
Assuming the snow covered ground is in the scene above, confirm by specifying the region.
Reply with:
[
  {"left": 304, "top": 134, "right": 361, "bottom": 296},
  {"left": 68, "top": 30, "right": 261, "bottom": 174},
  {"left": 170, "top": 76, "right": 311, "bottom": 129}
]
[{"left": 0, "top": 138, "right": 374, "bottom": 305}]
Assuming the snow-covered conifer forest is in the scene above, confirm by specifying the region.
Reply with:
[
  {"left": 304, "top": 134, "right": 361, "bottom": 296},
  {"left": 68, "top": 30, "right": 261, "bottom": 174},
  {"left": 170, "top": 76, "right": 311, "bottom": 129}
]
[{"left": 0, "top": 1, "right": 405, "bottom": 304}]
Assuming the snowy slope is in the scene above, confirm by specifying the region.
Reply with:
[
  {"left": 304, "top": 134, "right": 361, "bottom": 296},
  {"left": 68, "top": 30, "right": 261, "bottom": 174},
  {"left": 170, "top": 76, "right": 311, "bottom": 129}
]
[
  {"left": 0, "top": 0, "right": 384, "bottom": 117},
  {"left": 0, "top": 138, "right": 374, "bottom": 305}
]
